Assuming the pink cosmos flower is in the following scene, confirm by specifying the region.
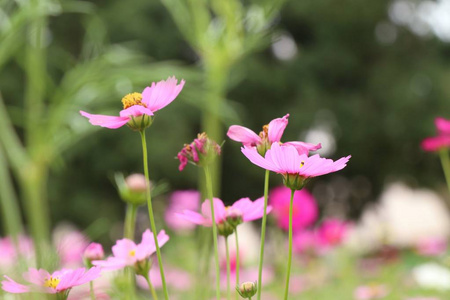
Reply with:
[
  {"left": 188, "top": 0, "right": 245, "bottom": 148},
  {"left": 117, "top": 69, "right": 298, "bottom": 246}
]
[
  {"left": 436, "top": 117, "right": 450, "bottom": 135},
  {"left": 242, "top": 142, "right": 350, "bottom": 190},
  {"left": 177, "top": 132, "right": 221, "bottom": 171},
  {"left": 164, "top": 190, "right": 201, "bottom": 233},
  {"left": 416, "top": 238, "right": 447, "bottom": 257},
  {"left": 227, "top": 114, "right": 321, "bottom": 155},
  {"left": 269, "top": 186, "right": 318, "bottom": 232},
  {"left": 136, "top": 266, "right": 192, "bottom": 291},
  {"left": 292, "top": 230, "right": 317, "bottom": 254},
  {"left": 83, "top": 243, "right": 105, "bottom": 262},
  {"left": 176, "top": 197, "right": 271, "bottom": 230},
  {"left": 421, "top": 117, "right": 450, "bottom": 152},
  {"left": 80, "top": 76, "right": 185, "bottom": 129},
  {"left": 0, "top": 236, "right": 34, "bottom": 270},
  {"left": 316, "top": 218, "right": 350, "bottom": 248},
  {"left": 1, "top": 267, "right": 101, "bottom": 295},
  {"left": 53, "top": 226, "right": 90, "bottom": 268},
  {"left": 92, "top": 229, "right": 169, "bottom": 270}
]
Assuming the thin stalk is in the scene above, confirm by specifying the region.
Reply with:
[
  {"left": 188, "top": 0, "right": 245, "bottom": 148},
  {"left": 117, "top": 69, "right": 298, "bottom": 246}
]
[
  {"left": 234, "top": 229, "right": 240, "bottom": 300},
  {"left": 89, "top": 281, "right": 95, "bottom": 300},
  {"left": 145, "top": 274, "right": 159, "bottom": 300},
  {"left": 124, "top": 204, "right": 138, "bottom": 239},
  {"left": 225, "top": 236, "right": 231, "bottom": 300},
  {"left": 283, "top": 189, "right": 296, "bottom": 300},
  {"left": 140, "top": 130, "right": 169, "bottom": 300},
  {"left": 439, "top": 149, "right": 450, "bottom": 194},
  {"left": 204, "top": 165, "right": 221, "bottom": 300},
  {"left": 256, "top": 169, "right": 270, "bottom": 300}
]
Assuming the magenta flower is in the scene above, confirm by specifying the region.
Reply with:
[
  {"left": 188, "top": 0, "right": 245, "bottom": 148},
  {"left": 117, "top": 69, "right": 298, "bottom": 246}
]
[
  {"left": 164, "top": 190, "right": 201, "bottom": 233},
  {"left": 269, "top": 186, "right": 318, "bottom": 232},
  {"left": 316, "top": 218, "right": 350, "bottom": 248},
  {"left": 177, "top": 132, "right": 221, "bottom": 171},
  {"left": 92, "top": 229, "right": 169, "bottom": 271},
  {"left": 1, "top": 267, "right": 101, "bottom": 296},
  {"left": 242, "top": 142, "right": 350, "bottom": 190},
  {"left": 80, "top": 76, "right": 185, "bottom": 130},
  {"left": 227, "top": 114, "right": 321, "bottom": 155},
  {"left": 436, "top": 117, "right": 450, "bottom": 135},
  {"left": 421, "top": 117, "right": 450, "bottom": 152},
  {"left": 176, "top": 197, "right": 271, "bottom": 236}
]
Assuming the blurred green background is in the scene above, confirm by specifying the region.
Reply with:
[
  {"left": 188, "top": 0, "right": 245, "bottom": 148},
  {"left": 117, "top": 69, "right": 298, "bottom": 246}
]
[{"left": 1, "top": 0, "right": 449, "bottom": 238}]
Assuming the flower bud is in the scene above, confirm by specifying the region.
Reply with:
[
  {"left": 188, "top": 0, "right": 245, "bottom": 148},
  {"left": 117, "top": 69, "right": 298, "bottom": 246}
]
[
  {"left": 125, "top": 174, "right": 149, "bottom": 193},
  {"left": 225, "top": 208, "right": 243, "bottom": 229},
  {"left": 217, "top": 221, "right": 235, "bottom": 237},
  {"left": 177, "top": 133, "right": 221, "bottom": 171},
  {"left": 115, "top": 173, "right": 149, "bottom": 206},
  {"left": 236, "top": 281, "right": 257, "bottom": 298},
  {"left": 134, "top": 258, "right": 152, "bottom": 277},
  {"left": 83, "top": 243, "right": 104, "bottom": 267}
]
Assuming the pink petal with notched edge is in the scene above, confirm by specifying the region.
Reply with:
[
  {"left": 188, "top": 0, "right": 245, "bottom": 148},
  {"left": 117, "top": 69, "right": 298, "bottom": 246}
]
[
  {"left": 299, "top": 154, "right": 351, "bottom": 177},
  {"left": 79, "top": 111, "right": 130, "bottom": 129},
  {"left": 241, "top": 146, "right": 278, "bottom": 172},
  {"left": 119, "top": 105, "right": 154, "bottom": 117},
  {"left": 201, "top": 198, "right": 227, "bottom": 224},
  {"left": 268, "top": 114, "right": 289, "bottom": 143},
  {"left": 283, "top": 141, "right": 322, "bottom": 155},
  {"left": 435, "top": 117, "right": 450, "bottom": 135},
  {"left": 244, "top": 197, "right": 272, "bottom": 222},
  {"left": 135, "top": 230, "right": 169, "bottom": 260},
  {"left": 141, "top": 76, "right": 185, "bottom": 112},
  {"left": 227, "top": 126, "right": 261, "bottom": 146},
  {"left": 1, "top": 276, "right": 30, "bottom": 293},
  {"left": 266, "top": 143, "right": 302, "bottom": 174}
]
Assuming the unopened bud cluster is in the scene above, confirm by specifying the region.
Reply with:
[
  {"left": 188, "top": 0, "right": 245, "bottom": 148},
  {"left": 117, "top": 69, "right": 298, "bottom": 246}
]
[{"left": 177, "top": 133, "right": 221, "bottom": 171}]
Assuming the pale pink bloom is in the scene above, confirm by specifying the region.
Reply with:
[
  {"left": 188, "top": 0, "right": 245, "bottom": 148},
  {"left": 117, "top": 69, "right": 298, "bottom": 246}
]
[
  {"left": 436, "top": 117, "right": 450, "bottom": 135},
  {"left": 93, "top": 229, "right": 169, "bottom": 270},
  {"left": 165, "top": 190, "right": 201, "bottom": 232},
  {"left": 125, "top": 173, "right": 148, "bottom": 192},
  {"left": 53, "top": 226, "right": 90, "bottom": 268},
  {"left": 292, "top": 230, "right": 317, "bottom": 254},
  {"left": 176, "top": 197, "right": 271, "bottom": 227},
  {"left": 1, "top": 267, "right": 101, "bottom": 295},
  {"left": 83, "top": 243, "right": 104, "bottom": 262},
  {"left": 80, "top": 76, "right": 185, "bottom": 129},
  {"left": 242, "top": 142, "right": 350, "bottom": 178},
  {"left": 416, "top": 238, "right": 447, "bottom": 257},
  {"left": 136, "top": 266, "right": 192, "bottom": 291},
  {"left": 0, "top": 236, "right": 34, "bottom": 270},
  {"left": 269, "top": 186, "right": 318, "bottom": 232},
  {"left": 227, "top": 114, "right": 321, "bottom": 155},
  {"left": 316, "top": 218, "right": 350, "bottom": 248},
  {"left": 354, "top": 284, "right": 388, "bottom": 300}
]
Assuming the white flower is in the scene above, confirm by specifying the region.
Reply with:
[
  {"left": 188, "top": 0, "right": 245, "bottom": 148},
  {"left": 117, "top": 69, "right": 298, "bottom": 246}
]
[{"left": 413, "top": 263, "right": 450, "bottom": 290}]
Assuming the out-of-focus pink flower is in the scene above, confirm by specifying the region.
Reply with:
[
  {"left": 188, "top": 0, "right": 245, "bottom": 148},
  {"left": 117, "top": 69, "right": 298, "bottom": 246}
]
[
  {"left": 242, "top": 143, "right": 350, "bottom": 190},
  {"left": 177, "top": 132, "right": 221, "bottom": 171},
  {"left": 93, "top": 230, "right": 169, "bottom": 271},
  {"left": 165, "top": 190, "right": 201, "bottom": 232},
  {"left": 54, "top": 226, "right": 90, "bottom": 268},
  {"left": 1, "top": 267, "right": 101, "bottom": 295},
  {"left": 270, "top": 186, "right": 318, "bottom": 232},
  {"left": 0, "top": 236, "right": 34, "bottom": 270},
  {"left": 136, "top": 266, "right": 192, "bottom": 291},
  {"left": 353, "top": 284, "right": 389, "bottom": 300},
  {"left": 176, "top": 197, "right": 270, "bottom": 235},
  {"left": 416, "top": 238, "right": 447, "bottom": 257},
  {"left": 292, "top": 230, "right": 317, "bottom": 254},
  {"left": 436, "top": 117, "right": 450, "bottom": 135},
  {"left": 316, "top": 218, "right": 350, "bottom": 248},
  {"left": 80, "top": 76, "right": 185, "bottom": 130},
  {"left": 83, "top": 243, "right": 104, "bottom": 262},
  {"left": 227, "top": 114, "right": 321, "bottom": 156}
]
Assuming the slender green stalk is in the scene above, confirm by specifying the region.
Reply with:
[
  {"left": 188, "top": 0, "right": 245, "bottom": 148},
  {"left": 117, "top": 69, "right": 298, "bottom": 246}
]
[
  {"left": 89, "top": 281, "right": 95, "bottom": 300},
  {"left": 124, "top": 204, "right": 138, "bottom": 239},
  {"left": 283, "top": 189, "right": 296, "bottom": 300},
  {"left": 225, "top": 237, "right": 231, "bottom": 300},
  {"left": 145, "top": 274, "right": 159, "bottom": 300},
  {"left": 256, "top": 169, "right": 270, "bottom": 300},
  {"left": 140, "top": 130, "right": 169, "bottom": 300},
  {"left": 204, "top": 165, "right": 221, "bottom": 300},
  {"left": 439, "top": 149, "right": 450, "bottom": 194},
  {"left": 234, "top": 229, "right": 240, "bottom": 300}
]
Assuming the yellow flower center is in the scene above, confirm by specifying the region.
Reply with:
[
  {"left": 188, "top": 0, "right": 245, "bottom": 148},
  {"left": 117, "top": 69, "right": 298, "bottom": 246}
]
[
  {"left": 44, "top": 277, "right": 60, "bottom": 289},
  {"left": 300, "top": 161, "right": 305, "bottom": 168},
  {"left": 121, "top": 92, "right": 145, "bottom": 109},
  {"left": 129, "top": 250, "right": 136, "bottom": 257}
]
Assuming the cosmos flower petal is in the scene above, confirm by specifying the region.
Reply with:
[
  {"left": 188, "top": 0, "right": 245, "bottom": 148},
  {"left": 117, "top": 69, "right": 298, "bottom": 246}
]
[
  {"left": 119, "top": 105, "right": 154, "bottom": 117},
  {"left": 435, "top": 117, "right": 450, "bottom": 135},
  {"left": 79, "top": 111, "right": 130, "bottom": 129},
  {"left": 227, "top": 126, "right": 261, "bottom": 146},
  {"left": 1, "top": 276, "right": 30, "bottom": 293},
  {"left": 201, "top": 198, "right": 227, "bottom": 223},
  {"left": 284, "top": 141, "right": 322, "bottom": 155},
  {"left": 142, "top": 76, "right": 185, "bottom": 112},
  {"left": 241, "top": 146, "right": 278, "bottom": 172},
  {"left": 268, "top": 114, "right": 289, "bottom": 143}
]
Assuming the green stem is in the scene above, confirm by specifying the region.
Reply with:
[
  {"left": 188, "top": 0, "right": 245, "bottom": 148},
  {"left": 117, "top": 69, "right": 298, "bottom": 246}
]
[
  {"left": 89, "top": 281, "right": 95, "bottom": 300},
  {"left": 283, "top": 189, "right": 295, "bottom": 300},
  {"left": 256, "top": 169, "right": 270, "bottom": 300},
  {"left": 140, "top": 130, "right": 169, "bottom": 300},
  {"left": 124, "top": 204, "right": 138, "bottom": 239},
  {"left": 226, "top": 236, "right": 231, "bottom": 300},
  {"left": 145, "top": 274, "right": 159, "bottom": 300},
  {"left": 439, "top": 149, "right": 450, "bottom": 194},
  {"left": 204, "top": 165, "right": 221, "bottom": 300},
  {"left": 235, "top": 229, "right": 240, "bottom": 300}
]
